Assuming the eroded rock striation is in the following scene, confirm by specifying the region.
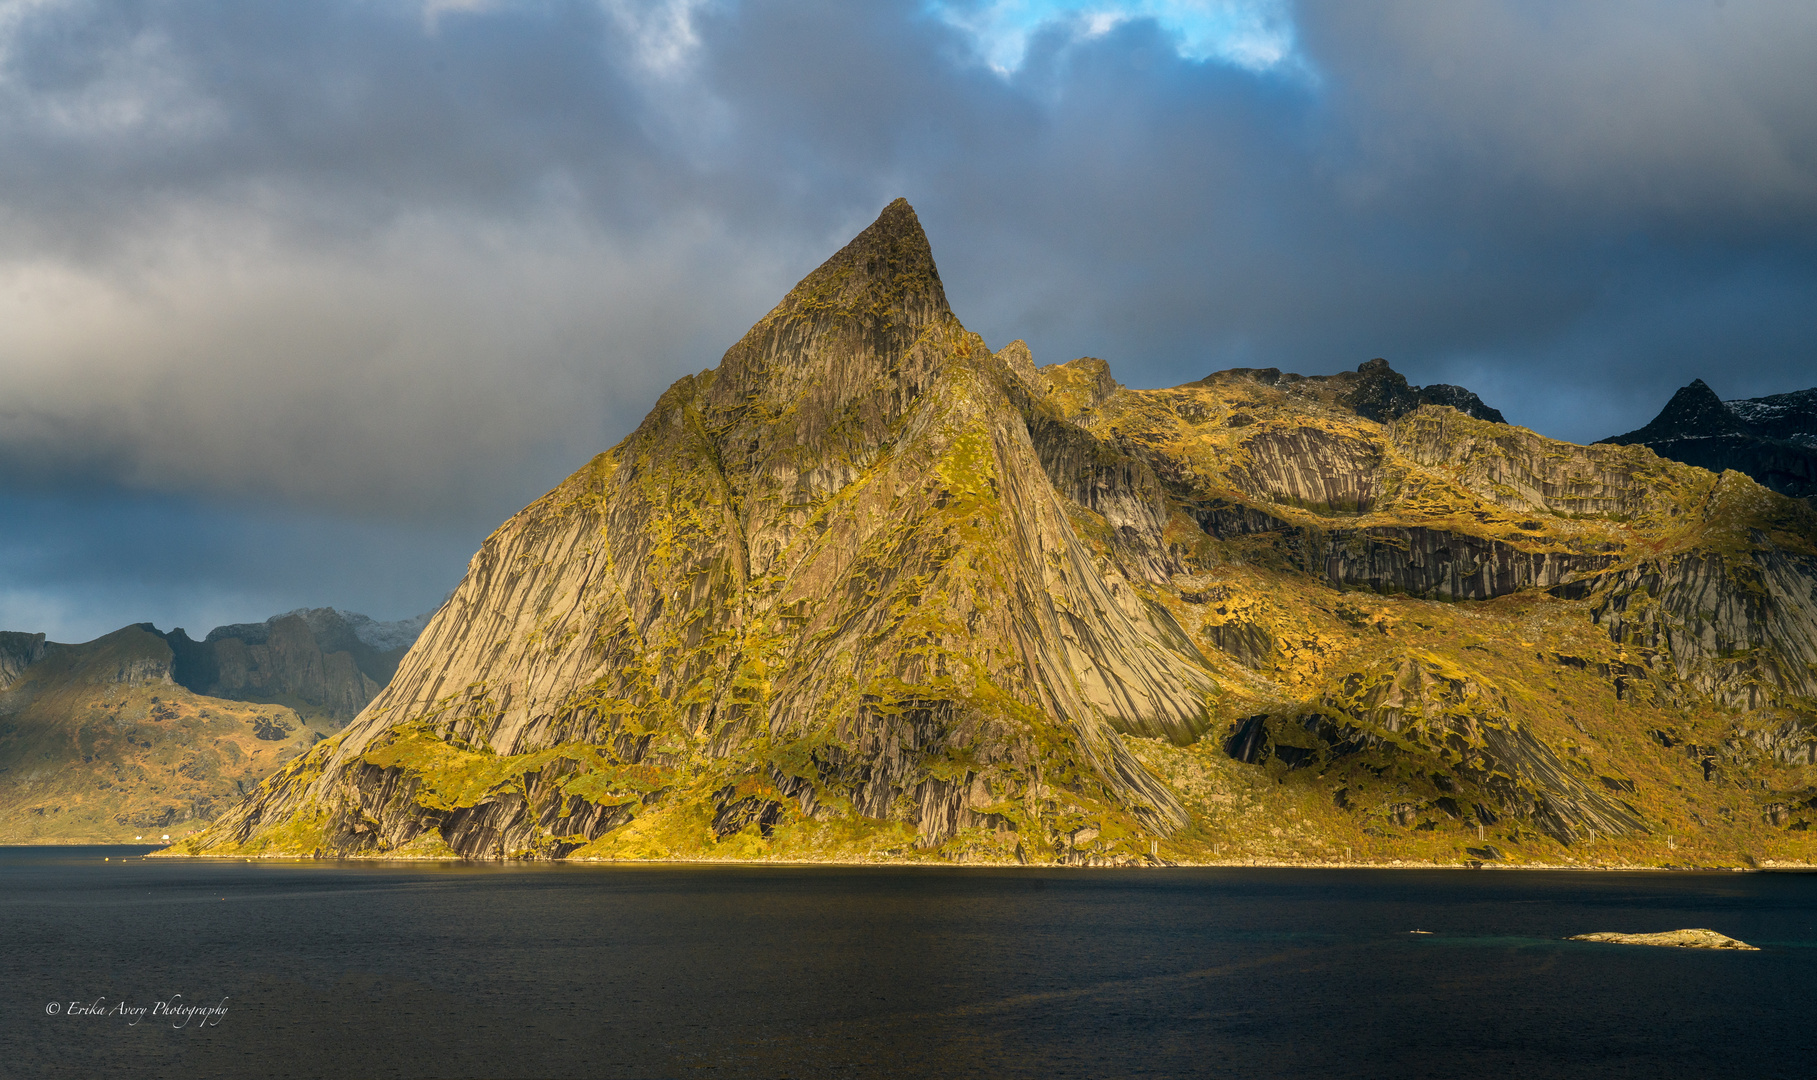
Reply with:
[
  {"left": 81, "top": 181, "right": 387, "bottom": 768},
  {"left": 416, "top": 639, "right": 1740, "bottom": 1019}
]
[{"left": 173, "top": 201, "right": 1817, "bottom": 867}]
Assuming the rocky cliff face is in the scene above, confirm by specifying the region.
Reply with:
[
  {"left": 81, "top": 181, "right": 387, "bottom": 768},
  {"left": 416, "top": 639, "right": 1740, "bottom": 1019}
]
[
  {"left": 175, "top": 201, "right": 1817, "bottom": 868},
  {"left": 1585, "top": 542, "right": 1817, "bottom": 708},
  {"left": 0, "top": 631, "right": 46, "bottom": 689},
  {"left": 1602, "top": 378, "right": 1817, "bottom": 501},
  {"left": 160, "top": 608, "right": 426, "bottom": 720}
]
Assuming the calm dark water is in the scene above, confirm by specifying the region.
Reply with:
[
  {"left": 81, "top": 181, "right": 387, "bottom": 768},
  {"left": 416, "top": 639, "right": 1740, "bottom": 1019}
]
[{"left": 2, "top": 849, "right": 1813, "bottom": 1079}]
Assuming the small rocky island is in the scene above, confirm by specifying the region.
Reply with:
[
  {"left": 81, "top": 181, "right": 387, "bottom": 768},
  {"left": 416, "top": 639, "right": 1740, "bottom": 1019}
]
[{"left": 1568, "top": 929, "right": 1757, "bottom": 950}]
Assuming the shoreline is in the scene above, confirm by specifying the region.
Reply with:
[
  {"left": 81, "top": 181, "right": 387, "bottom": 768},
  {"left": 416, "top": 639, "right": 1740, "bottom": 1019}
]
[{"left": 7, "top": 843, "right": 1806, "bottom": 871}]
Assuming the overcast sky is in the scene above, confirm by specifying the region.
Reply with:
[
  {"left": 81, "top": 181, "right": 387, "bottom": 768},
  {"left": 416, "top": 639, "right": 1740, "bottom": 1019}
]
[{"left": 3, "top": 0, "right": 1814, "bottom": 642}]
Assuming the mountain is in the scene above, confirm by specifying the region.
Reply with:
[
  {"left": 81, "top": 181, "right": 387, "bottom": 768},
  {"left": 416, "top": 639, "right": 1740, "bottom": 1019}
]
[
  {"left": 0, "top": 626, "right": 327, "bottom": 842},
  {"left": 163, "top": 608, "right": 432, "bottom": 721},
  {"left": 0, "top": 609, "right": 430, "bottom": 843},
  {"left": 1601, "top": 379, "right": 1817, "bottom": 502},
  {"left": 1252, "top": 356, "right": 1507, "bottom": 426},
  {"left": 172, "top": 200, "right": 1817, "bottom": 867}
]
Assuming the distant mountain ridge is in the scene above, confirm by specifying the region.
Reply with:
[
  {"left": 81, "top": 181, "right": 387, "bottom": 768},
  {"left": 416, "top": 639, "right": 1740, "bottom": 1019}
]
[
  {"left": 1601, "top": 379, "right": 1817, "bottom": 501},
  {"left": 1231, "top": 357, "right": 1507, "bottom": 425},
  {"left": 1, "top": 625, "right": 328, "bottom": 842},
  {"left": 0, "top": 607, "right": 434, "bottom": 842},
  {"left": 160, "top": 607, "right": 433, "bottom": 720},
  {"left": 205, "top": 608, "right": 433, "bottom": 653},
  {"left": 1728, "top": 387, "right": 1817, "bottom": 444}
]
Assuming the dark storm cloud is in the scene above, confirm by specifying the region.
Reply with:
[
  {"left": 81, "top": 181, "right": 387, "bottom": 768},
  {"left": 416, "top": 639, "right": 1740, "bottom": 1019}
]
[
  {"left": 907, "top": 1, "right": 1817, "bottom": 430},
  {"left": 686, "top": 0, "right": 1816, "bottom": 435},
  {"left": 0, "top": 0, "right": 649, "bottom": 242},
  {"left": 1302, "top": 1, "right": 1817, "bottom": 226},
  {"left": 0, "top": 0, "right": 787, "bottom": 522},
  {"left": 2, "top": 0, "right": 1813, "bottom": 639}
]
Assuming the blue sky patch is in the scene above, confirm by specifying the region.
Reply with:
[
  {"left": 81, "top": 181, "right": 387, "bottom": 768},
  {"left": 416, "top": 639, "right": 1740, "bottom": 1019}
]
[{"left": 927, "top": 0, "right": 1298, "bottom": 73}]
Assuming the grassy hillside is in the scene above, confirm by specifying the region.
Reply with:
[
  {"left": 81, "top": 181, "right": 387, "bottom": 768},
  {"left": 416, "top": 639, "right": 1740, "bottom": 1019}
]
[{"left": 0, "top": 626, "right": 338, "bottom": 843}]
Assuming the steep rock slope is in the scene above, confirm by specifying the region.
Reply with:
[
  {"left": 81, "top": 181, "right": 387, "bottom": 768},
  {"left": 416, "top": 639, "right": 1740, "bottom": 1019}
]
[
  {"left": 176, "top": 201, "right": 1817, "bottom": 868},
  {"left": 1039, "top": 361, "right": 1817, "bottom": 864},
  {"left": 185, "top": 201, "right": 1212, "bottom": 863}
]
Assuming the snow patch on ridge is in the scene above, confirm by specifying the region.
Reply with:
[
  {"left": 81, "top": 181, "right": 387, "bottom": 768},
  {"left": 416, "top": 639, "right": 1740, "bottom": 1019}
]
[{"left": 204, "top": 607, "right": 432, "bottom": 651}]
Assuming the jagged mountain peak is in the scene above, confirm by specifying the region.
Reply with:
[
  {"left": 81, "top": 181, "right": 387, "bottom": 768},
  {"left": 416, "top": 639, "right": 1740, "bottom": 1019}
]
[
  {"left": 1201, "top": 357, "right": 1506, "bottom": 425},
  {"left": 157, "top": 607, "right": 431, "bottom": 720},
  {"left": 281, "top": 607, "right": 432, "bottom": 653},
  {"left": 771, "top": 196, "right": 946, "bottom": 333},
  {"left": 200, "top": 607, "right": 429, "bottom": 653},
  {"left": 1338, "top": 358, "right": 1507, "bottom": 425},
  {"left": 691, "top": 199, "right": 981, "bottom": 528},
  {"left": 1608, "top": 378, "right": 1748, "bottom": 443},
  {"left": 1599, "top": 377, "right": 1817, "bottom": 499},
  {"left": 801, "top": 196, "right": 945, "bottom": 315},
  {"left": 707, "top": 197, "right": 951, "bottom": 406}
]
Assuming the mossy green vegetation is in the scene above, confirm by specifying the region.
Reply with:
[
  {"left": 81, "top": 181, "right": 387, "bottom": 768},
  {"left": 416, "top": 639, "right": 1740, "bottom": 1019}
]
[{"left": 168, "top": 200, "right": 1817, "bottom": 869}]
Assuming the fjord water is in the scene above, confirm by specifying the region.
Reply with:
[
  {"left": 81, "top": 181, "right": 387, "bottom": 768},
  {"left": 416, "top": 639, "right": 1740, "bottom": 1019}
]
[{"left": 5, "top": 849, "right": 1813, "bottom": 1080}]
